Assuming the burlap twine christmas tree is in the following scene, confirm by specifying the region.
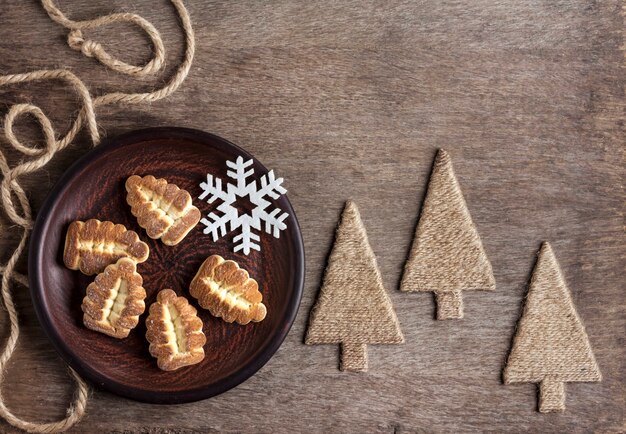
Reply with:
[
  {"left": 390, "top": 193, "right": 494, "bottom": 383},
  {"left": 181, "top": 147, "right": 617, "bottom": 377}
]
[
  {"left": 504, "top": 242, "right": 601, "bottom": 412},
  {"left": 400, "top": 149, "right": 495, "bottom": 319},
  {"left": 305, "top": 200, "right": 404, "bottom": 372}
]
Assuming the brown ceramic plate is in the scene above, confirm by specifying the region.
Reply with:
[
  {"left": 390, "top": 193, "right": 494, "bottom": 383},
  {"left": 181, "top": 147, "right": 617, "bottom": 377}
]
[{"left": 29, "top": 127, "right": 304, "bottom": 404}]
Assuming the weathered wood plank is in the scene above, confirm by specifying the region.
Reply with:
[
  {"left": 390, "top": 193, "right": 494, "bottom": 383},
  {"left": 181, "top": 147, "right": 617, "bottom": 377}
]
[{"left": 0, "top": 0, "right": 623, "bottom": 432}]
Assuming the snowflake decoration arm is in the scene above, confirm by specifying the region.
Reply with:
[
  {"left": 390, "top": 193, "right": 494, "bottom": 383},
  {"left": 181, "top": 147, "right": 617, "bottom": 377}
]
[
  {"left": 252, "top": 169, "right": 288, "bottom": 238},
  {"left": 200, "top": 202, "right": 236, "bottom": 242},
  {"left": 198, "top": 175, "right": 229, "bottom": 203},
  {"left": 259, "top": 206, "right": 288, "bottom": 238},
  {"left": 198, "top": 156, "right": 289, "bottom": 255},
  {"left": 255, "top": 169, "right": 287, "bottom": 200},
  {"left": 227, "top": 157, "right": 255, "bottom": 194},
  {"left": 233, "top": 222, "right": 261, "bottom": 254}
]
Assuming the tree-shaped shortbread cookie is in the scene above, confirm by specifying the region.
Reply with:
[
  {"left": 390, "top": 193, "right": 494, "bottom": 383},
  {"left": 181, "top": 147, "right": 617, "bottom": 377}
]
[
  {"left": 190, "top": 255, "right": 267, "bottom": 325},
  {"left": 81, "top": 257, "right": 146, "bottom": 339},
  {"left": 146, "top": 289, "right": 207, "bottom": 371},
  {"left": 305, "top": 201, "right": 404, "bottom": 372},
  {"left": 126, "top": 175, "right": 201, "bottom": 246},
  {"left": 63, "top": 219, "right": 149, "bottom": 275},
  {"left": 400, "top": 149, "right": 495, "bottom": 319},
  {"left": 504, "top": 242, "right": 601, "bottom": 412}
]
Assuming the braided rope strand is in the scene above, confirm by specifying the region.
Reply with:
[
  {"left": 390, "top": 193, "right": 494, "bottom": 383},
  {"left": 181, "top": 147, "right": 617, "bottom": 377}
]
[{"left": 0, "top": 0, "right": 194, "bottom": 432}]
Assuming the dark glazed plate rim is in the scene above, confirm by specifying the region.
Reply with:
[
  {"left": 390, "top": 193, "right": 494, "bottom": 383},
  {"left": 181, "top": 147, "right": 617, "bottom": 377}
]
[{"left": 28, "top": 127, "right": 305, "bottom": 404}]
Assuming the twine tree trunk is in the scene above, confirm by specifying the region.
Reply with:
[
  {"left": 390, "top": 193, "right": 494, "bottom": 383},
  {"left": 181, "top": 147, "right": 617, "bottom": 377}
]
[
  {"left": 504, "top": 242, "right": 601, "bottom": 413},
  {"left": 400, "top": 149, "right": 495, "bottom": 319},
  {"left": 305, "top": 200, "right": 404, "bottom": 372},
  {"left": 539, "top": 377, "right": 566, "bottom": 412},
  {"left": 434, "top": 290, "right": 463, "bottom": 319},
  {"left": 341, "top": 343, "right": 368, "bottom": 372}
]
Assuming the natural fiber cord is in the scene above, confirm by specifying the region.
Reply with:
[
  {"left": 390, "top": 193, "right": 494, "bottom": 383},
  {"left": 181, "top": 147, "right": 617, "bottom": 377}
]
[
  {"left": 305, "top": 201, "right": 404, "bottom": 372},
  {"left": 400, "top": 149, "right": 495, "bottom": 319},
  {"left": 0, "top": 1, "right": 194, "bottom": 432},
  {"left": 504, "top": 242, "right": 601, "bottom": 413}
]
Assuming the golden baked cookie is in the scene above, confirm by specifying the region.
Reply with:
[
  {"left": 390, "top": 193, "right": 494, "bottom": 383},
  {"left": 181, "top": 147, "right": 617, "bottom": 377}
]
[
  {"left": 189, "top": 255, "right": 267, "bottom": 325},
  {"left": 63, "top": 219, "right": 149, "bottom": 275},
  {"left": 125, "top": 175, "right": 201, "bottom": 246},
  {"left": 145, "top": 289, "right": 206, "bottom": 371},
  {"left": 81, "top": 257, "right": 146, "bottom": 339}
]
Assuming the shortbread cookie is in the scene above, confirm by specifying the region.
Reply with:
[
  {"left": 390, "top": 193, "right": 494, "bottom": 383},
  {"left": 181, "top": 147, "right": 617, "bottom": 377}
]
[
  {"left": 189, "top": 255, "right": 267, "bottom": 325},
  {"left": 125, "top": 175, "right": 201, "bottom": 246},
  {"left": 81, "top": 258, "right": 146, "bottom": 339},
  {"left": 146, "top": 289, "right": 206, "bottom": 371},
  {"left": 63, "top": 219, "right": 149, "bottom": 275}
]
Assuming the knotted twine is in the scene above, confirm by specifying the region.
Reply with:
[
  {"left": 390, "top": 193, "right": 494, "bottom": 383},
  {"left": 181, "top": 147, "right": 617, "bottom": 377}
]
[{"left": 0, "top": 0, "right": 195, "bottom": 432}]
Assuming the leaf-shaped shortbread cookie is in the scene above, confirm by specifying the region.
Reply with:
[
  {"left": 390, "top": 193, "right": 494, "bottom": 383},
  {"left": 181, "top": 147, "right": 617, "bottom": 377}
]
[
  {"left": 146, "top": 289, "right": 206, "bottom": 371},
  {"left": 126, "top": 175, "right": 201, "bottom": 246},
  {"left": 63, "top": 219, "right": 150, "bottom": 275},
  {"left": 81, "top": 257, "right": 147, "bottom": 339},
  {"left": 189, "top": 255, "right": 267, "bottom": 325}
]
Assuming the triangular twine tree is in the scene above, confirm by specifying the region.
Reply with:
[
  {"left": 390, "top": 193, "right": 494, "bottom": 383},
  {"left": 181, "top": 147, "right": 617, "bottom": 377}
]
[
  {"left": 504, "top": 242, "right": 601, "bottom": 413},
  {"left": 400, "top": 149, "right": 495, "bottom": 319},
  {"left": 305, "top": 200, "right": 404, "bottom": 372}
]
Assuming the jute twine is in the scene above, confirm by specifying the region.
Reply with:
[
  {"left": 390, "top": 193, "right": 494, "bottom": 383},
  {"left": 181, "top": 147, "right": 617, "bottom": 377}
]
[
  {"left": 504, "top": 242, "right": 601, "bottom": 413},
  {"left": 305, "top": 200, "right": 404, "bottom": 372},
  {"left": 0, "top": 1, "right": 195, "bottom": 431},
  {"left": 400, "top": 149, "right": 495, "bottom": 320}
]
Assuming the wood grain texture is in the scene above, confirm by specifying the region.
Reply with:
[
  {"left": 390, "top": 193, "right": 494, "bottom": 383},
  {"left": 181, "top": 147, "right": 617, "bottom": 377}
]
[{"left": 0, "top": 0, "right": 624, "bottom": 432}]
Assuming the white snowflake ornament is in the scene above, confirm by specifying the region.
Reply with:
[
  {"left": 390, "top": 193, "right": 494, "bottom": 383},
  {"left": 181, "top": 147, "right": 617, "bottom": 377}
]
[{"left": 198, "top": 156, "right": 289, "bottom": 255}]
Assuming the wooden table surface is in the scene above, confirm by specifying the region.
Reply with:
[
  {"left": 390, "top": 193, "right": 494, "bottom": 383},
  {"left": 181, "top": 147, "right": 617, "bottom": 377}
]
[{"left": 0, "top": 1, "right": 624, "bottom": 432}]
